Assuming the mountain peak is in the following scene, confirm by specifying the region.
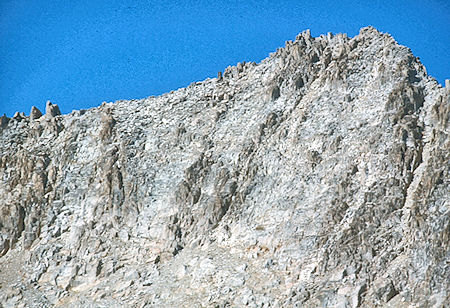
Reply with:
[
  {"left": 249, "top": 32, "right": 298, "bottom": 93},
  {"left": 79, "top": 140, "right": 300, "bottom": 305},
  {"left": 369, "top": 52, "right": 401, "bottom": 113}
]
[{"left": 0, "top": 28, "right": 448, "bottom": 307}]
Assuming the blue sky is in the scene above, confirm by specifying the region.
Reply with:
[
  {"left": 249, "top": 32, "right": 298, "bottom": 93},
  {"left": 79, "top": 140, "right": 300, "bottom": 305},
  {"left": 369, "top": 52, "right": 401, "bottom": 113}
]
[{"left": 1, "top": 0, "right": 449, "bottom": 116}]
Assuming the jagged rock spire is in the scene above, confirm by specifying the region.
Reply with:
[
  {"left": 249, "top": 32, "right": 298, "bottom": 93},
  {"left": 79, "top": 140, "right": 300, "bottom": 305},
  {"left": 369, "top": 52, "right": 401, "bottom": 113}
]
[
  {"left": 0, "top": 114, "right": 9, "bottom": 128},
  {"left": 30, "top": 106, "right": 42, "bottom": 120},
  {"left": 45, "top": 100, "right": 61, "bottom": 117}
]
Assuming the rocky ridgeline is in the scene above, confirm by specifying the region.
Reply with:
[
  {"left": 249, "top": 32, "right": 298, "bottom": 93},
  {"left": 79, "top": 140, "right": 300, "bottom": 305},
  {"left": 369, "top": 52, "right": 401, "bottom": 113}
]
[{"left": 0, "top": 27, "right": 448, "bottom": 307}]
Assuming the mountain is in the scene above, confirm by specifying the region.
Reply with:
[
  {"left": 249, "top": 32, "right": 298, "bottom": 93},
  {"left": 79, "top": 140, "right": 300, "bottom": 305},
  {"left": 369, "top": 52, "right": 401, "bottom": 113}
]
[{"left": 0, "top": 27, "right": 448, "bottom": 307}]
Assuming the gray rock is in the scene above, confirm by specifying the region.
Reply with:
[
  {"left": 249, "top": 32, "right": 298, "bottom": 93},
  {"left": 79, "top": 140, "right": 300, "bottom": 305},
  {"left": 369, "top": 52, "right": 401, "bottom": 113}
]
[
  {"left": 30, "top": 106, "right": 43, "bottom": 120},
  {"left": 0, "top": 114, "right": 9, "bottom": 128},
  {"left": 270, "top": 85, "right": 280, "bottom": 101},
  {"left": 12, "top": 111, "right": 22, "bottom": 119},
  {"left": 0, "top": 26, "right": 448, "bottom": 307},
  {"left": 45, "top": 100, "right": 61, "bottom": 117},
  {"left": 373, "top": 279, "right": 398, "bottom": 303}
]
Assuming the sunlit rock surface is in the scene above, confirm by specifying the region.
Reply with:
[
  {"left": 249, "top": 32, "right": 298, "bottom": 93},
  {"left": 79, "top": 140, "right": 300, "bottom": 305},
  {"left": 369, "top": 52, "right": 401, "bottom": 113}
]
[{"left": 0, "top": 27, "right": 448, "bottom": 307}]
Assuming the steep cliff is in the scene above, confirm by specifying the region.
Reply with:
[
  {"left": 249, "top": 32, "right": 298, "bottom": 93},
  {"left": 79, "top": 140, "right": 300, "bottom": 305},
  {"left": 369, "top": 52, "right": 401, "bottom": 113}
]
[{"left": 0, "top": 27, "right": 448, "bottom": 307}]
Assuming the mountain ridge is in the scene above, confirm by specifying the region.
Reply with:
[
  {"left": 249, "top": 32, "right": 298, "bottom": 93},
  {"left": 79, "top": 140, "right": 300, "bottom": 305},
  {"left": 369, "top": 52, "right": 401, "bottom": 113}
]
[{"left": 0, "top": 26, "right": 448, "bottom": 307}]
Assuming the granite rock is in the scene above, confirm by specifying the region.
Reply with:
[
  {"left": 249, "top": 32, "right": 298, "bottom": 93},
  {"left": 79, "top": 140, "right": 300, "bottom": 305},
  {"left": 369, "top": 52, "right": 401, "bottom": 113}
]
[{"left": 0, "top": 27, "right": 448, "bottom": 307}]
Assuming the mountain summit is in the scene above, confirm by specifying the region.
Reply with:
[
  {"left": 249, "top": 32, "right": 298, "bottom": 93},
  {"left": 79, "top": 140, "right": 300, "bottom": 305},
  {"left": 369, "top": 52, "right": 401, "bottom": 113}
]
[{"left": 0, "top": 27, "right": 448, "bottom": 307}]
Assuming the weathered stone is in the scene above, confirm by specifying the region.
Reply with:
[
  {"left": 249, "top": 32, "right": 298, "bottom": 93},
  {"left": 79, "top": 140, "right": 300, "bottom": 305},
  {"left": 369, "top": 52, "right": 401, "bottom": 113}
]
[
  {"left": 0, "top": 27, "right": 448, "bottom": 307},
  {"left": 0, "top": 114, "right": 8, "bottom": 128},
  {"left": 30, "top": 106, "right": 42, "bottom": 120},
  {"left": 237, "top": 62, "right": 244, "bottom": 72},
  {"left": 270, "top": 85, "right": 280, "bottom": 101},
  {"left": 373, "top": 279, "right": 398, "bottom": 303},
  {"left": 0, "top": 238, "right": 9, "bottom": 257},
  {"left": 118, "top": 229, "right": 129, "bottom": 242},
  {"left": 45, "top": 100, "right": 61, "bottom": 117}
]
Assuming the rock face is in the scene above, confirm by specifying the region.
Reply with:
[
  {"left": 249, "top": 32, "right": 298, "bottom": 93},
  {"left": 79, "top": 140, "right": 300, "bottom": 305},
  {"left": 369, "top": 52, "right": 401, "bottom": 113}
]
[
  {"left": 30, "top": 106, "right": 43, "bottom": 120},
  {"left": 0, "top": 27, "right": 448, "bottom": 307},
  {"left": 45, "top": 101, "right": 61, "bottom": 118}
]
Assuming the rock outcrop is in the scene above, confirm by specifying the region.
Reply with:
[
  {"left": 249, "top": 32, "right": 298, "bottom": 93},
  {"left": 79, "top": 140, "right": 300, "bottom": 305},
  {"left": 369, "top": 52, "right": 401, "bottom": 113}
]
[
  {"left": 45, "top": 101, "right": 61, "bottom": 118},
  {"left": 30, "top": 106, "right": 43, "bottom": 120},
  {"left": 0, "top": 27, "right": 448, "bottom": 307}
]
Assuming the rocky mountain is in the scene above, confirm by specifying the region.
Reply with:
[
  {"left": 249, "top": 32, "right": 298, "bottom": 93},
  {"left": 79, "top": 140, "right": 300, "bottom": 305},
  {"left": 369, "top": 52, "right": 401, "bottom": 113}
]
[{"left": 0, "top": 27, "right": 448, "bottom": 307}]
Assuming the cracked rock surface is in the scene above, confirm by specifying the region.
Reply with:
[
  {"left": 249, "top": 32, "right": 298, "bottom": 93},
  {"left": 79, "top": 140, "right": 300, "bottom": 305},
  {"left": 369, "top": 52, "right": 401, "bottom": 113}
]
[{"left": 0, "top": 27, "right": 449, "bottom": 307}]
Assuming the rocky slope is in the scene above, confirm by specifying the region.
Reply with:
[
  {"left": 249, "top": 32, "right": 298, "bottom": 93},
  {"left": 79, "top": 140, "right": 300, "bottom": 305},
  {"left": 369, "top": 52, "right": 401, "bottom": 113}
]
[{"left": 0, "top": 27, "right": 448, "bottom": 307}]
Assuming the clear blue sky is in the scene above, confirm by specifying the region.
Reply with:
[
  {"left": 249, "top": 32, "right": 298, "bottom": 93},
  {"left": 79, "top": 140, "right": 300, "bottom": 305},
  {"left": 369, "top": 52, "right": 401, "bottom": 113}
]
[{"left": 1, "top": 0, "right": 449, "bottom": 117}]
